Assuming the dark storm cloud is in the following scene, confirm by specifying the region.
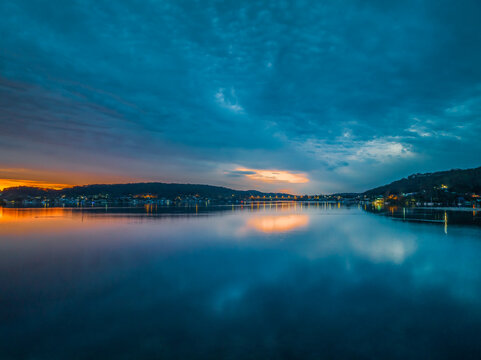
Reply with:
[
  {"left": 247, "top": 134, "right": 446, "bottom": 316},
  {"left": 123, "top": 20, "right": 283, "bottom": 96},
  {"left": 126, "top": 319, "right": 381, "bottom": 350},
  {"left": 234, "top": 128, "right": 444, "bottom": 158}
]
[{"left": 1, "top": 0, "right": 480, "bottom": 192}]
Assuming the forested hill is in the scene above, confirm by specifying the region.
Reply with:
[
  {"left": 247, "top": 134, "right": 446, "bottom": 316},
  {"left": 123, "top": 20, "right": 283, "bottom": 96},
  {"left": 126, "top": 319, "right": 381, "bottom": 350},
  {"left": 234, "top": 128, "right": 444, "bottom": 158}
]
[
  {"left": 364, "top": 167, "right": 481, "bottom": 196},
  {"left": 61, "top": 183, "right": 278, "bottom": 198},
  {"left": 0, "top": 182, "right": 285, "bottom": 200}
]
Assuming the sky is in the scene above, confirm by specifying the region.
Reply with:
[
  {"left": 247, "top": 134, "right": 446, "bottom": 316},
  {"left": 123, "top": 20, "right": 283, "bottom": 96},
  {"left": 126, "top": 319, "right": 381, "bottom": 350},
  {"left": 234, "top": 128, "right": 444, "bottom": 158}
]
[{"left": 1, "top": 0, "right": 481, "bottom": 194}]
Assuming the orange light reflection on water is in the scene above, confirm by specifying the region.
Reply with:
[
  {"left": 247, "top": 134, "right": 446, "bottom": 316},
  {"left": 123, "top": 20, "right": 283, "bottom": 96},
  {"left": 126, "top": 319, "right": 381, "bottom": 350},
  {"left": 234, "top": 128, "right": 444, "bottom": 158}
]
[
  {"left": 247, "top": 214, "right": 309, "bottom": 233},
  {"left": 0, "top": 207, "right": 74, "bottom": 221},
  {"left": 0, "top": 207, "right": 108, "bottom": 236}
]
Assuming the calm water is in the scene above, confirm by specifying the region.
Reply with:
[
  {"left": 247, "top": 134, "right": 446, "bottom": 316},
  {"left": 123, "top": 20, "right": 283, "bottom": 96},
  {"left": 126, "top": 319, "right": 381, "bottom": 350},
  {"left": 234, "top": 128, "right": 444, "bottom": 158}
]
[{"left": 1, "top": 204, "right": 481, "bottom": 359}]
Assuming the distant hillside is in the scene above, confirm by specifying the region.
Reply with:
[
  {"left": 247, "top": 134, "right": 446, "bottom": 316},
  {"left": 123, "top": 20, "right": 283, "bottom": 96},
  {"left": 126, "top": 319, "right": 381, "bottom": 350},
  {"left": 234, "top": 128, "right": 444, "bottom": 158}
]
[
  {"left": 0, "top": 182, "right": 287, "bottom": 201},
  {"left": 62, "top": 183, "right": 281, "bottom": 198},
  {"left": 364, "top": 167, "right": 481, "bottom": 196}
]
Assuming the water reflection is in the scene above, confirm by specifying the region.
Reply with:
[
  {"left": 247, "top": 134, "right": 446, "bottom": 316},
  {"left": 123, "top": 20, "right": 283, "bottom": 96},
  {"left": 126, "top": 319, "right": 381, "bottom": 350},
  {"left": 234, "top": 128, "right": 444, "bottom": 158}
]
[
  {"left": 246, "top": 214, "right": 309, "bottom": 233},
  {"left": 445, "top": 211, "right": 448, "bottom": 234},
  {"left": 1, "top": 205, "right": 481, "bottom": 359},
  {"left": 365, "top": 203, "right": 481, "bottom": 228},
  {"left": 0, "top": 206, "right": 74, "bottom": 220}
]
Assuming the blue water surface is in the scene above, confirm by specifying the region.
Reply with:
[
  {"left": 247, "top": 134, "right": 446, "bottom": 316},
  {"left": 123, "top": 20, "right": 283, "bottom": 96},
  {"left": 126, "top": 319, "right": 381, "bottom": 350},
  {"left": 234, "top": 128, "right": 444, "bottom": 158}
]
[{"left": 1, "top": 204, "right": 481, "bottom": 359}]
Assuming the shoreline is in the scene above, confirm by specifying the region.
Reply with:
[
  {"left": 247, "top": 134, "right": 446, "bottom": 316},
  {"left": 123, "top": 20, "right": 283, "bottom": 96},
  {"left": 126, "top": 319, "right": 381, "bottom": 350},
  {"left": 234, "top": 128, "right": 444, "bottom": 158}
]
[{"left": 415, "top": 206, "right": 480, "bottom": 212}]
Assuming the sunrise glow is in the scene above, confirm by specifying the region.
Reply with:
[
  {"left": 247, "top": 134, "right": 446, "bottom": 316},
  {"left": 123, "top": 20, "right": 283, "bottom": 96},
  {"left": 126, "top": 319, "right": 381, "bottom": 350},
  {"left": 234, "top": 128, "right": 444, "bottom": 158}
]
[
  {"left": 236, "top": 167, "right": 309, "bottom": 184},
  {"left": 0, "top": 179, "right": 72, "bottom": 191}
]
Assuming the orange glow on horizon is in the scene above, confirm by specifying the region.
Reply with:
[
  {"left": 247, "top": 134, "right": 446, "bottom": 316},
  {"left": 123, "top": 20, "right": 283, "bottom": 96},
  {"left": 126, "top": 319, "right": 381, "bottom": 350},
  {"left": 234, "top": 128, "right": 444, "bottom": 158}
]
[
  {"left": 247, "top": 214, "right": 309, "bottom": 233},
  {"left": 236, "top": 167, "right": 309, "bottom": 184},
  {"left": 0, "top": 179, "right": 73, "bottom": 191},
  {"left": 0, "top": 167, "right": 148, "bottom": 191}
]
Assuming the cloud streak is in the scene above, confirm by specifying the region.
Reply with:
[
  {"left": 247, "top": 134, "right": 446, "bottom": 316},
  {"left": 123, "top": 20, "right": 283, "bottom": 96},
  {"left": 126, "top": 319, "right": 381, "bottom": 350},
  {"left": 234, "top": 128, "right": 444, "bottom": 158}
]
[{"left": 234, "top": 167, "right": 309, "bottom": 184}]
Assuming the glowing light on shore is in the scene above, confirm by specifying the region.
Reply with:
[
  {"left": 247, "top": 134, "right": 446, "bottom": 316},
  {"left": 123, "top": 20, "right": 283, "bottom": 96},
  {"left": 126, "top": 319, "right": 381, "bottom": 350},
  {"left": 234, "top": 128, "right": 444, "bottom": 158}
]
[
  {"left": 247, "top": 214, "right": 309, "bottom": 233},
  {"left": 236, "top": 167, "right": 309, "bottom": 184}
]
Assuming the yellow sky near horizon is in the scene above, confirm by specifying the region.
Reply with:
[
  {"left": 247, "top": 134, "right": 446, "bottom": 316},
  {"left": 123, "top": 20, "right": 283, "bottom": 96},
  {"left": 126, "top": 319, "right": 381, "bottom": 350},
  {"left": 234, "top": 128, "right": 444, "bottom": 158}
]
[
  {"left": 0, "top": 179, "right": 73, "bottom": 191},
  {"left": 236, "top": 167, "right": 309, "bottom": 184},
  {"left": 0, "top": 167, "right": 134, "bottom": 191},
  {"left": 0, "top": 166, "right": 310, "bottom": 193}
]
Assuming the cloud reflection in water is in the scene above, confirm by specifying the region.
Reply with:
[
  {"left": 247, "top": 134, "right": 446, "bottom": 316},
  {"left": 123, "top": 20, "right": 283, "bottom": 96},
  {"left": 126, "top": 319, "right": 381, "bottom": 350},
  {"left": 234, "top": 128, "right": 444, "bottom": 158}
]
[
  {"left": 2, "top": 205, "right": 481, "bottom": 358},
  {"left": 246, "top": 214, "right": 309, "bottom": 233}
]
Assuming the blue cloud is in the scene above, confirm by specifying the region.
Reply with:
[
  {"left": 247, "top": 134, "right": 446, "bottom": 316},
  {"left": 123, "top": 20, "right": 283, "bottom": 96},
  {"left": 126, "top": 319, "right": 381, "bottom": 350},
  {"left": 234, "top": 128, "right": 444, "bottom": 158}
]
[{"left": 1, "top": 0, "right": 480, "bottom": 193}]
